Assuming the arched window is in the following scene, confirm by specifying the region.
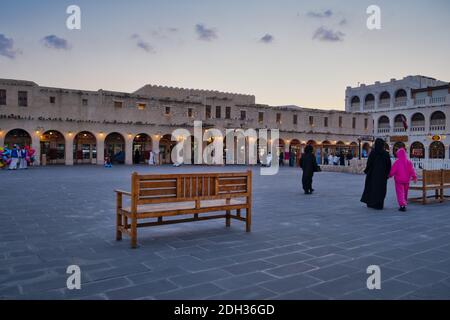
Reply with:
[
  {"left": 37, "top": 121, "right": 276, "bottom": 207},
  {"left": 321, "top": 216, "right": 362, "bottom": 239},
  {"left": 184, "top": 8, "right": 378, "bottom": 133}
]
[
  {"left": 394, "top": 89, "right": 407, "bottom": 107},
  {"left": 430, "top": 111, "right": 446, "bottom": 130},
  {"left": 364, "top": 94, "right": 375, "bottom": 110},
  {"left": 378, "top": 115, "right": 390, "bottom": 128},
  {"left": 350, "top": 96, "right": 360, "bottom": 109},
  {"left": 410, "top": 142, "right": 425, "bottom": 159},
  {"left": 429, "top": 141, "right": 445, "bottom": 159}
]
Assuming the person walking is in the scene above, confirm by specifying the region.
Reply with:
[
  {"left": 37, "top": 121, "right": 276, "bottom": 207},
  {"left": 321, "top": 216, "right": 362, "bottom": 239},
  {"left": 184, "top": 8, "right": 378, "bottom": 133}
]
[
  {"left": 300, "top": 145, "right": 319, "bottom": 195},
  {"left": 389, "top": 148, "right": 417, "bottom": 212},
  {"left": 328, "top": 153, "right": 334, "bottom": 166},
  {"left": 339, "top": 152, "right": 346, "bottom": 166},
  {"left": 361, "top": 138, "right": 392, "bottom": 210}
]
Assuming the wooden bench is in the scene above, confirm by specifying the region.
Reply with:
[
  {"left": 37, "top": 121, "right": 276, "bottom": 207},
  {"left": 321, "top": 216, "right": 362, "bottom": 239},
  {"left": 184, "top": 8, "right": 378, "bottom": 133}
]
[
  {"left": 115, "top": 171, "right": 252, "bottom": 248},
  {"left": 409, "top": 169, "right": 446, "bottom": 204}
]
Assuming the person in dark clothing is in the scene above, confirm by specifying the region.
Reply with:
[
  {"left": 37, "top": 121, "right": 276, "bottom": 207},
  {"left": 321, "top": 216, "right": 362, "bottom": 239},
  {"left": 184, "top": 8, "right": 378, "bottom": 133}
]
[
  {"left": 279, "top": 151, "right": 284, "bottom": 166},
  {"left": 361, "top": 138, "right": 392, "bottom": 210},
  {"left": 300, "top": 145, "right": 319, "bottom": 194},
  {"left": 134, "top": 149, "right": 141, "bottom": 164},
  {"left": 339, "top": 152, "right": 346, "bottom": 166},
  {"left": 346, "top": 152, "right": 353, "bottom": 166}
]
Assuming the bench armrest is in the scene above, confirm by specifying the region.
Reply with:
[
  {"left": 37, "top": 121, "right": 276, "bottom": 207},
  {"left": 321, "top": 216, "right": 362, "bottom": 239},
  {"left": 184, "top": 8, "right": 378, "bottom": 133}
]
[{"left": 115, "top": 190, "right": 132, "bottom": 196}]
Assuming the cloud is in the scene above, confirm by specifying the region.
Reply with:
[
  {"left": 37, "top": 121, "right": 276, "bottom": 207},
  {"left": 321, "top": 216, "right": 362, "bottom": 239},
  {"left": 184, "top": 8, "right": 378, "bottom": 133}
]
[
  {"left": 259, "top": 34, "right": 274, "bottom": 44},
  {"left": 131, "top": 34, "right": 155, "bottom": 53},
  {"left": 0, "top": 34, "right": 21, "bottom": 59},
  {"left": 195, "top": 24, "right": 218, "bottom": 41},
  {"left": 313, "top": 26, "right": 345, "bottom": 42},
  {"left": 307, "top": 9, "right": 333, "bottom": 18},
  {"left": 41, "top": 35, "right": 71, "bottom": 50}
]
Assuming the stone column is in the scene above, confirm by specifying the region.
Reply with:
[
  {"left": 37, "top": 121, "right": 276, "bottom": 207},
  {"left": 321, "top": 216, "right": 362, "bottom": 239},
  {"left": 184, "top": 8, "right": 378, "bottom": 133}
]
[
  {"left": 65, "top": 134, "right": 74, "bottom": 166},
  {"left": 0, "top": 133, "right": 4, "bottom": 148},
  {"left": 152, "top": 135, "right": 161, "bottom": 165},
  {"left": 32, "top": 132, "right": 41, "bottom": 166},
  {"left": 125, "top": 134, "right": 133, "bottom": 165},
  {"left": 96, "top": 134, "right": 105, "bottom": 165}
]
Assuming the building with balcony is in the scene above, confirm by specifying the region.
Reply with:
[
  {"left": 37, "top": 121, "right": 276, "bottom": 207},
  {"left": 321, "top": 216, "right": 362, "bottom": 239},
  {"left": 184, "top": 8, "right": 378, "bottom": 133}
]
[
  {"left": 0, "top": 78, "right": 372, "bottom": 166},
  {"left": 346, "top": 76, "right": 450, "bottom": 159}
]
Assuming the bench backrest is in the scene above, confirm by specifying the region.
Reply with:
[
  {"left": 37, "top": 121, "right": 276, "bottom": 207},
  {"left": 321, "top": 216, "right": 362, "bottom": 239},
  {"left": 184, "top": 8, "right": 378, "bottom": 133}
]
[
  {"left": 443, "top": 170, "right": 450, "bottom": 184},
  {"left": 422, "top": 169, "right": 443, "bottom": 186},
  {"left": 131, "top": 170, "right": 252, "bottom": 205}
]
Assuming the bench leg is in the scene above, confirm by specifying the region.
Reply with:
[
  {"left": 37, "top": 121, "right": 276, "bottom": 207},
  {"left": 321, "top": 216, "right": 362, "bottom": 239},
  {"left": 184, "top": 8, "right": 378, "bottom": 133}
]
[
  {"left": 116, "top": 194, "right": 123, "bottom": 241},
  {"left": 131, "top": 217, "right": 138, "bottom": 249},
  {"left": 422, "top": 189, "right": 427, "bottom": 205},
  {"left": 226, "top": 210, "right": 231, "bottom": 227},
  {"left": 246, "top": 207, "right": 252, "bottom": 232},
  {"left": 116, "top": 210, "right": 122, "bottom": 241}
]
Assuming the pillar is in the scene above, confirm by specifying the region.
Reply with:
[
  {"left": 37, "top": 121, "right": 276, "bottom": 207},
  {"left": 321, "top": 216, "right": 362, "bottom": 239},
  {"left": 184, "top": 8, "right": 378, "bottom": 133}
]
[
  {"left": 125, "top": 134, "right": 133, "bottom": 165},
  {"left": 152, "top": 135, "right": 160, "bottom": 165},
  {"left": 0, "top": 133, "right": 4, "bottom": 148},
  {"left": 32, "top": 132, "right": 41, "bottom": 166},
  {"left": 65, "top": 134, "right": 74, "bottom": 165},
  {"left": 96, "top": 134, "right": 105, "bottom": 165}
]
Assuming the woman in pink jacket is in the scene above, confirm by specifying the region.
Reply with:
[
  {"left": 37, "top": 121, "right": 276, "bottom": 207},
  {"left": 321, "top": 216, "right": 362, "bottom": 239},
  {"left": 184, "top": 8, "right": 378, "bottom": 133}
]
[{"left": 389, "top": 148, "right": 417, "bottom": 212}]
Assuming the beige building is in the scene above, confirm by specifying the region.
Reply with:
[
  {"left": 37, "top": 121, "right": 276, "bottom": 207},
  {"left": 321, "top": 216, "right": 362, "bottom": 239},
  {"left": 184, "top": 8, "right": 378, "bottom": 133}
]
[{"left": 0, "top": 78, "right": 372, "bottom": 166}]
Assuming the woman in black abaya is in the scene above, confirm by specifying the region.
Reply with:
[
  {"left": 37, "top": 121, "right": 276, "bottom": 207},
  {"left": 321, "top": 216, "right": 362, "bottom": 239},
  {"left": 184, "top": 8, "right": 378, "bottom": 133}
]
[{"left": 361, "top": 138, "right": 392, "bottom": 210}]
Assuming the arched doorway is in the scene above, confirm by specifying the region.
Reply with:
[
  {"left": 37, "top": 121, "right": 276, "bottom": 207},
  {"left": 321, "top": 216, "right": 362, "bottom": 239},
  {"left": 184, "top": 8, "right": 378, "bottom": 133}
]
[
  {"left": 429, "top": 141, "right": 445, "bottom": 159},
  {"left": 74, "top": 131, "right": 97, "bottom": 164},
  {"left": 133, "top": 134, "right": 152, "bottom": 164},
  {"left": 4, "top": 129, "right": 32, "bottom": 148},
  {"left": 105, "top": 133, "right": 125, "bottom": 164},
  {"left": 349, "top": 142, "right": 358, "bottom": 158},
  {"left": 40, "top": 130, "right": 65, "bottom": 165},
  {"left": 362, "top": 142, "right": 371, "bottom": 158},
  {"left": 393, "top": 142, "right": 406, "bottom": 157},
  {"left": 276, "top": 139, "right": 286, "bottom": 165},
  {"left": 410, "top": 142, "right": 425, "bottom": 159},
  {"left": 289, "top": 139, "right": 301, "bottom": 166},
  {"left": 159, "top": 134, "right": 176, "bottom": 164}
]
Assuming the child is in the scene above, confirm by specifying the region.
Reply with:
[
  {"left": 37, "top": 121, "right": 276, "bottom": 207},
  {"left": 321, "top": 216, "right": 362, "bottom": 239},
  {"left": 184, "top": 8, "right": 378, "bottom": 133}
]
[
  {"left": 389, "top": 148, "right": 417, "bottom": 212},
  {"left": 104, "top": 156, "right": 112, "bottom": 168}
]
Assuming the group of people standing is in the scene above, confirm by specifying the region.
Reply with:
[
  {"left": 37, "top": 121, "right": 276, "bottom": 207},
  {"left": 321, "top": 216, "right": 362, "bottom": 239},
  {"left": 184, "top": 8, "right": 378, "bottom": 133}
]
[
  {"left": 324, "top": 152, "right": 353, "bottom": 166},
  {"left": 361, "top": 138, "right": 417, "bottom": 212},
  {"left": 6, "top": 145, "right": 31, "bottom": 170},
  {"left": 300, "top": 138, "right": 418, "bottom": 212}
]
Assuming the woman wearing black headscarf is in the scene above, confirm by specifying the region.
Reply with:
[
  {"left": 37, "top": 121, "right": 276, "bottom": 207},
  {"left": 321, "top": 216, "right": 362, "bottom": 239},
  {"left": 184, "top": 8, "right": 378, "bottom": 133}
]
[
  {"left": 300, "top": 145, "right": 319, "bottom": 194},
  {"left": 361, "top": 138, "right": 392, "bottom": 210}
]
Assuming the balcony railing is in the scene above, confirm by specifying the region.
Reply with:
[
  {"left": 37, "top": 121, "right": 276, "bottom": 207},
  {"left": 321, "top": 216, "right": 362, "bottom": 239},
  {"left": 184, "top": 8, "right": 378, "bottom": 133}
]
[
  {"left": 364, "top": 102, "right": 375, "bottom": 110},
  {"left": 430, "top": 97, "right": 446, "bottom": 104},
  {"left": 351, "top": 103, "right": 360, "bottom": 111},
  {"left": 414, "top": 98, "right": 426, "bottom": 105},
  {"left": 430, "top": 124, "right": 446, "bottom": 132},
  {"left": 379, "top": 101, "right": 390, "bottom": 109},
  {"left": 377, "top": 127, "right": 390, "bottom": 134},
  {"left": 410, "top": 125, "right": 425, "bottom": 132},
  {"left": 394, "top": 98, "right": 407, "bottom": 107},
  {"left": 393, "top": 126, "right": 407, "bottom": 133}
]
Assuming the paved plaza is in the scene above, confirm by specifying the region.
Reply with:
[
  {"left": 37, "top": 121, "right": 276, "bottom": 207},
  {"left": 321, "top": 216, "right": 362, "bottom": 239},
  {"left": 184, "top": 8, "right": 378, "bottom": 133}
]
[{"left": 1, "top": 165, "right": 450, "bottom": 300}]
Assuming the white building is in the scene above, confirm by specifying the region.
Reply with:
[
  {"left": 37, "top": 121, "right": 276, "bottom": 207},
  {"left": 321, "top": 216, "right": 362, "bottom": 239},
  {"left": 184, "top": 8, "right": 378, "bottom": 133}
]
[{"left": 345, "top": 75, "right": 450, "bottom": 159}]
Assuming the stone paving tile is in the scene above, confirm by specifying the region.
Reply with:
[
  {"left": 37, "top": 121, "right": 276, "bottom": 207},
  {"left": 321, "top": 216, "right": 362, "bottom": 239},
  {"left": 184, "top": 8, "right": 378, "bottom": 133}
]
[
  {"left": 105, "top": 279, "right": 177, "bottom": 300},
  {"left": 222, "top": 260, "right": 277, "bottom": 275},
  {"left": 274, "top": 288, "right": 329, "bottom": 300},
  {"left": 259, "top": 274, "right": 322, "bottom": 294},
  {"left": 265, "top": 262, "right": 317, "bottom": 277},
  {"left": 213, "top": 272, "right": 277, "bottom": 290},
  {"left": 394, "top": 268, "right": 449, "bottom": 286},
  {"left": 2, "top": 166, "right": 450, "bottom": 299},
  {"left": 154, "top": 283, "right": 225, "bottom": 300},
  {"left": 209, "top": 285, "right": 277, "bottom": 300},
  {"left": 169, "top": 269, "right": 233, "bottom": 287}
]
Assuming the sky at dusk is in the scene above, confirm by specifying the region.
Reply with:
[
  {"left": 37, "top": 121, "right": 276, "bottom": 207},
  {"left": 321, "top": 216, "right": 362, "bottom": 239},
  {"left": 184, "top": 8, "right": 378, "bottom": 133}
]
[{"left": 1, "top": 0, "right": 450, "bottom": 110}]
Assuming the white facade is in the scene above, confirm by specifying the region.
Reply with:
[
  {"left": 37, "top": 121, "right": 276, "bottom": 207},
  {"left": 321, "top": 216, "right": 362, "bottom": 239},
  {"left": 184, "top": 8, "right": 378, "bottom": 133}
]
[{"left": 346, "top": 75, "right": 450, "bottom": 159}]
